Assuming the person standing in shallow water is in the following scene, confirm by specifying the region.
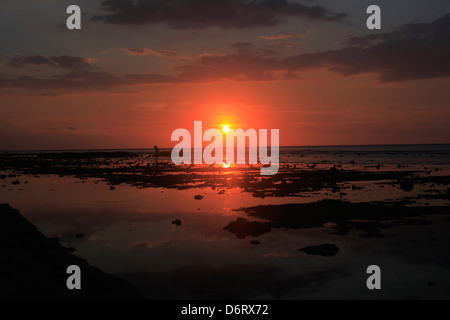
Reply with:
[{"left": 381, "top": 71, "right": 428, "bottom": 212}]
[{"left": 154, "top": 145, "right": 160, "bottom": 165}]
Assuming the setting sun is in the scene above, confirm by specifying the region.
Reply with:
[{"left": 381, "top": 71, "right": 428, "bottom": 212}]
[{"left": 222, "top": 125, "right": 230, "bottom": 133}]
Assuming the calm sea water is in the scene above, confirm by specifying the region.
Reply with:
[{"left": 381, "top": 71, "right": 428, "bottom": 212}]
[
  {"left": 1, "top": 144, "right": 450, "bottom": 299},
  {"left": 4, "top": 144, "right": 450, "bottom": 165}
]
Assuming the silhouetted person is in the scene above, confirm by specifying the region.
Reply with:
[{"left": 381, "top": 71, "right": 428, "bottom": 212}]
[{"left": 154, "top": 145, "right": 160, "bottom": 164}]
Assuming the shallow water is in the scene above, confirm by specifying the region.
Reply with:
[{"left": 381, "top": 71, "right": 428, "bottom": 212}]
[{"left": 1, "top": 144, "right": 450, "bottom": 299}]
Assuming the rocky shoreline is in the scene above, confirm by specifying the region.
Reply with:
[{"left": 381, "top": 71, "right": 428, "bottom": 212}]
[{"left": 0, "top": 204, "right": 143, "bottom": 300}]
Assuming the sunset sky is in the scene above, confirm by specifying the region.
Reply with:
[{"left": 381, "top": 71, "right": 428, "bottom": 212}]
[{"left": 1, "top": 0, "right": 449, "bottom": 150}]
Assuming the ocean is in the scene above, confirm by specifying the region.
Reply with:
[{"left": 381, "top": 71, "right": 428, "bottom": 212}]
[{"left": 1, "top": 144, "right": 449, "bottom": 299}]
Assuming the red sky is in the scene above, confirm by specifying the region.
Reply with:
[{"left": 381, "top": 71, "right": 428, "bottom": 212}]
[{"left": 1, "top": 0, "right": 449, "bottom": 150}]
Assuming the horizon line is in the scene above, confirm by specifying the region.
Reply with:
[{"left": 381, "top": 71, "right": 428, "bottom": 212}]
[{"left": 1, "top": 142, "right": 449, "bottom": 154}]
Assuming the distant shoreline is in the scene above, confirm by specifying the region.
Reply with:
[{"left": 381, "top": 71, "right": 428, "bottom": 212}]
[{"left": 1, "top": 143, "right": 449, "bottom": 154}]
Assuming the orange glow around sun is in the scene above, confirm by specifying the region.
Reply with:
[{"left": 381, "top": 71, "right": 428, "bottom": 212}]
[{"left": 222, "top": 125, "right": 230, "bottom": 133}]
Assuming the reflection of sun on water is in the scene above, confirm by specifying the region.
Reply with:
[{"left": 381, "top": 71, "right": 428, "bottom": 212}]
[{"left": 221, "top": 125, "right": 231, "bottom": 168}]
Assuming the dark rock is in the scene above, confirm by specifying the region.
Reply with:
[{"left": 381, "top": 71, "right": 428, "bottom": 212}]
[
  {"left": 194, "top": 195, "right": 204, "bottom": 200},
  {"left": 75, "top": 233, "right": 85, "bottom": 239},
  {"left": 11, "top": 180, "right": 20, "bottom": 185},
  {"left": 399, "top": 180, "right": 414, "bottom": 192},
  {"left": 224, "top": 218, "right": 271, "bottom": 239},
  {"left": 250, "top": 241, "right": 261, "bottom": 245},
  {"left": 298, "top": 244, "right": 339, "bottom": 257},
  {"left": 172, "top": 219, "right": 182, "bottom": 226}
]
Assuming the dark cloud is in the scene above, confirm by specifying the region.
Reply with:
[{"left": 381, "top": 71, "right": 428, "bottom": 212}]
[
  {"left": 260, "top": 32, "right": 304, "bottom": 40},
  {"left": 177, "top": 53, "right": 286, "bottom": 82},
  {"left": 123, "top": 48, "right": 149, "bottom": 56},
  {"left": 178, "top": 13, "right": 450, "bottom": 82},
  {"left": 8, "top": 55, "right": 94, "bottom": 70},
  {"left": 231, "top": 42, "right": 278, "bottom": 56},
  {"left": 92, "top": 0, "right": 347, "bottom": 28},
  {"left": 232, "top": 42, "right": 256, "bottom": 51},
  {"left": 1, "top": 14, "right": 449, "bottom": 94},
  {"left": 121, "top": 48, "right": 178, "bottom": 57},
  {"left": 0, "top": 70, "right": 177, "bottom": 94},
  {"left": 233, "top": 40, "right": 300, "bottom": 56},
  {"left": 285, "top": 13, "right": 450, "bottom": 82},
  {"left": 8, "top": 55, "right": 54, "bottom": 68}
]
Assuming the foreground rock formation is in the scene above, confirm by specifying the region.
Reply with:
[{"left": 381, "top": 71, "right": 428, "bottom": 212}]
[{"left": 0, "top": 204, "right": 143, "bottom": 300}]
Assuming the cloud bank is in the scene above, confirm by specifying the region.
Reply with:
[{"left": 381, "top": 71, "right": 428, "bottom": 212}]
[
  {"left": 1, "top": 14, "right": 449, "bottom": 93},
  {"left": 92, "top": 0, "right": 347, "bottom": 28},
  {"left": 8, "top": 55, "right": 94, "bottom": 70}
]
